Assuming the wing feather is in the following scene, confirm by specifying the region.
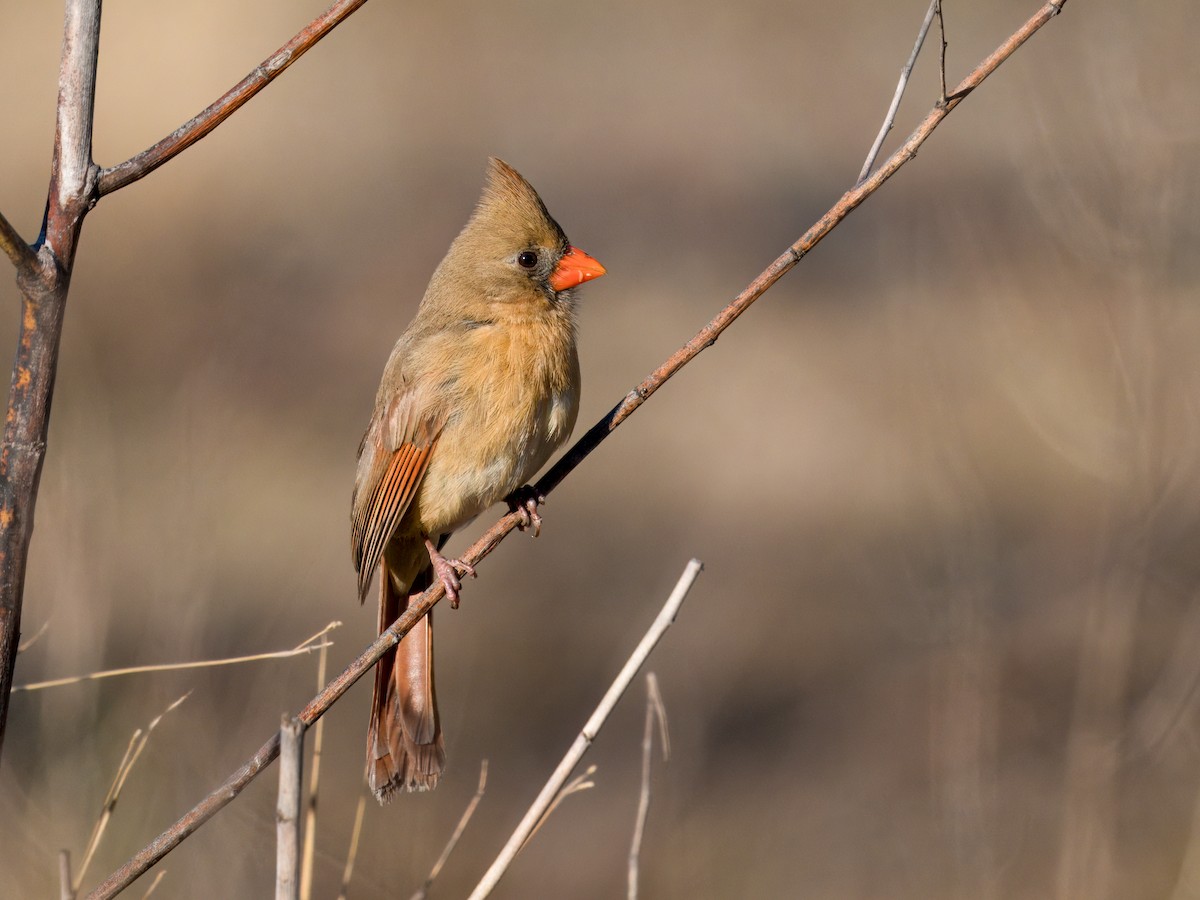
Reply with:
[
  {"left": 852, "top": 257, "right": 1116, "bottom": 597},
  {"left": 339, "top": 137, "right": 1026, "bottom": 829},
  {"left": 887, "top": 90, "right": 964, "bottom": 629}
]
[{"left": 351, "top": 387, "right": 444, "bottom": 601}]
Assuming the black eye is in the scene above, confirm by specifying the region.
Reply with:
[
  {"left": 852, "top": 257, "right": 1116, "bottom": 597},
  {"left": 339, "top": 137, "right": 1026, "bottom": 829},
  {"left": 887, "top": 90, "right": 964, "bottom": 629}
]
[{"left": 517, "top": 250, "right": 538, "bottom": 269}]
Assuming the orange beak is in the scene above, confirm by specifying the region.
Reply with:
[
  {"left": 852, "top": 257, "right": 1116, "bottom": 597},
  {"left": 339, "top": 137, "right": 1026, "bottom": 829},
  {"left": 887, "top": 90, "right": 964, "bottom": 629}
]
[{"left": 549, "top": 245, "right": 606, "bottom": 292}]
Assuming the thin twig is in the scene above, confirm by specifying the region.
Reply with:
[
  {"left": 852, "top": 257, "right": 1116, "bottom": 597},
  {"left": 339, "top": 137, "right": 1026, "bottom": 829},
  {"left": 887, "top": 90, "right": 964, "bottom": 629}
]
[
  {"left": 13, "top": 622, "right": 339, "bottom": 691},
  {"left": 0, "top": 209, "right": 35, "bottom": 271},
  {"left": 97, "top": 0, "right": 369, "bottom": 196},
  {"left": 937, "top": 1, "right": 949, "bottom": 104},
  {"left": 468, "top": 560, "right": 703, "bottom": 900},
  {"left": 335, "top": 793, "right": 368, "bottom": 900},
  {"left": 276, "top": 717, "right": 304, "bottom": 900},
  {"left": 628, "top": 673, "right": 668, "bottom": 900},
  {"left": 73, "top": 693, "right": 190, "bottom": 894},
  {"left": 857, "top": 0, "right": 940, "bottom": 185},
  {"left": 84, "top": 6, "right": 1071, "bottom": 894},
  {"left": 299, "top": 641, "right": 331, "bottom": 900},
  {"left": 411, "top": 760, "right": 490, "bottom": 900}
]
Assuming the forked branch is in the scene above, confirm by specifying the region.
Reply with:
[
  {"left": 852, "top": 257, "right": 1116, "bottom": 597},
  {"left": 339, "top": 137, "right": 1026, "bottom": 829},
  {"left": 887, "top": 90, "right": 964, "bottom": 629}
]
[
  {"left": 0, "top": 0, "right": 372, "bottom": 767},
  {"left": 0, "top": 0, "right": 102, "bottom": 763}
]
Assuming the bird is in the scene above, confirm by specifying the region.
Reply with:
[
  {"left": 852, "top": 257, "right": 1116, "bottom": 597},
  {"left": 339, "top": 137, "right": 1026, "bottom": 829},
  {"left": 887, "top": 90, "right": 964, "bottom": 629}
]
[{"left": 351, "top": 158, "right": 605, "bottom": 801}]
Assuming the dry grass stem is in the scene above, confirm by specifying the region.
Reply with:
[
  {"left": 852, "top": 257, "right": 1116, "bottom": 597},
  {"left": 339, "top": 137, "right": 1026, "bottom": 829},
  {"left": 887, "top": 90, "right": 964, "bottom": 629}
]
[
  {"left": 856, "top": 0, "right": 940, "bottom": 185},
  {"left": 17, "top": 619, "right": 50, "bottom": 653},
  {"left": 74, "top": 693, "right": 190, "bottom": 895},
  {"left": 299, "top": 641, "right": 331, "bottom": 900},
  {"left": 276, "top": 716, "right": 304, "bottom": 900},
  {"left": 410, "top": 760, "right": 490, "bottom": 900},
  {"left": 527, "top": 766, "right": 597, "bottom": 848},
  {"left": 628, "top": 673, "right": 669, "bottom": 900},
  {"left": 137, "top": 872, "right": 165, "bottom": 899},
  {"left": 468, "top": 560, "right": 702, "bottom": 900},
  {"left": 14, "top": 621, "right": 340, "bottom": 692},
  {"left": 335, "top": 793, "right": 368, "bottom": 900}
]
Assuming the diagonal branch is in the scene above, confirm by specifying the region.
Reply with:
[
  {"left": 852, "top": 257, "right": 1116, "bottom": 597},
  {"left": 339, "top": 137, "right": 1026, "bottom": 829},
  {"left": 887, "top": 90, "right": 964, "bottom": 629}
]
[
  {"left": 535, "top": 0, "right": 1067, "bottom": 499},
  {"left": 97, "top": 0, "right": 368, "bottom": 196},
  {"left": 0, "top": 210, "right": 36, "bottom": 271},
  {"left": 82, "top": 3, "right": 1070, "bottom": 896}
]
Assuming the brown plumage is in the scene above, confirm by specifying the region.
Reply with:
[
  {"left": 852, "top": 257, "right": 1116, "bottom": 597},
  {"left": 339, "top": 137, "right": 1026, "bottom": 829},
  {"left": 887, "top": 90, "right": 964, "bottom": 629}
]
[{"left": 351, "top": 158, "right": 605, "bottom": 801}]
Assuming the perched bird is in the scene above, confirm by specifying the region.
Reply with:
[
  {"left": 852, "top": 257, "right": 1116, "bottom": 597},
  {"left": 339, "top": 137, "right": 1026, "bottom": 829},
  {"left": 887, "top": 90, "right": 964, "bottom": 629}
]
[{"left": 351, "top": 158, "right": 605, "bottom": 801}]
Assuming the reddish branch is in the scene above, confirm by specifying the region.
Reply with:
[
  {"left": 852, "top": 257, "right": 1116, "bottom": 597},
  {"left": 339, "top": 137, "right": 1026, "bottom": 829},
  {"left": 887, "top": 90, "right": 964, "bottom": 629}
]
[
  {"left": 0, "top": 0, "right": 373, "bottom": 762},
  {"left": 97, "top": 0, "right": 368, "bottom": 196},
  {"left": 83, "top": 1, "right": 1070, "bottom": 895}
]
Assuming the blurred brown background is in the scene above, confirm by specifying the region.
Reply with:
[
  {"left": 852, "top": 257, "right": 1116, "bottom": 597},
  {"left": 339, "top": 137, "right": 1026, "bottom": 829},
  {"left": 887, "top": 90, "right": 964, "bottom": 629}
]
[{"left": 3, "top": 1, "right": 1199, "bottom": 897}]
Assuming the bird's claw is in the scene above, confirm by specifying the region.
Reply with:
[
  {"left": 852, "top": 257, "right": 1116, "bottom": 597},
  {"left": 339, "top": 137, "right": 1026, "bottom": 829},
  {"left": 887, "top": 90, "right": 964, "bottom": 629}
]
[
  {"left": 425, "top": 538, "right": 477, "bottom": 609},
  {"left": 507, "top": 486, "right": 545, "bottom": 537}
]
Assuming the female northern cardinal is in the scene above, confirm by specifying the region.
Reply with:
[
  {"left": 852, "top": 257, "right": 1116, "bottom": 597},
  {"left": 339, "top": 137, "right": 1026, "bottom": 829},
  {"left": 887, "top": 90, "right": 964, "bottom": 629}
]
[{"left": 351, "top": 158, "right": 605, "bottom": 800}]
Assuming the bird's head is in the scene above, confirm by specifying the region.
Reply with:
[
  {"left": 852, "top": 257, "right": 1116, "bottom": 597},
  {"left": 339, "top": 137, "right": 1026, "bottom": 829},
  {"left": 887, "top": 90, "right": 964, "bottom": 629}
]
[{"left": 436, "top": 158, "right": 605, "bottom": 310}]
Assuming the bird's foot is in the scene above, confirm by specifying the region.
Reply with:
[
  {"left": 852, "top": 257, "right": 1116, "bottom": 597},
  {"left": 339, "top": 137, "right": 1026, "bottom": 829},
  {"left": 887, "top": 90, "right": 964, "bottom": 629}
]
[
  {"left": 507, "top": 485, "right": 545, "bottom": 537},
  {"left": 424, "top": 537, "right": 476, "bottom": 609}
]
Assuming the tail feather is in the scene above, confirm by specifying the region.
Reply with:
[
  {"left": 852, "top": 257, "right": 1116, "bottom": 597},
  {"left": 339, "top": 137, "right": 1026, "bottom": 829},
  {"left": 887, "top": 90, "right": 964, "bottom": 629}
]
[{"left": 367, "top": 550, "right": 446, "bottom": 801}]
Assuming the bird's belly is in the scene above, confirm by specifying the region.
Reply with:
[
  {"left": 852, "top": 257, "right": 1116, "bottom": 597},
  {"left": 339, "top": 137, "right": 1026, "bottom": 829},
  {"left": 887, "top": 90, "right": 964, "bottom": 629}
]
[{"left": 411, "top": 385, "right": 577, "bottom": 536}]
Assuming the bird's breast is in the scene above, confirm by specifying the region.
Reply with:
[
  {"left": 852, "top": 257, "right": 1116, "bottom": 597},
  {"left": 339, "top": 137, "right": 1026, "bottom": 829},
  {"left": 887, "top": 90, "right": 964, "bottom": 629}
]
[{"left": 408, "top": 319, "right": 579, "bottom": 535}]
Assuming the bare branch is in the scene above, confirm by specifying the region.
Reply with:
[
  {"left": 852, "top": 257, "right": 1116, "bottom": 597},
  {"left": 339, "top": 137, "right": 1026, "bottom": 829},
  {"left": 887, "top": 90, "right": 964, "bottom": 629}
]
[
  {"left": 0, "top": 211, "right": 36, "bottom": 271},
  {"left": 0, "top": 0, "right": 373, "bottom": 761},
  {"left": 533, "top": 6, "right": 1069, "bottom": 507},
  {"left": 45, "top": 0, "right": 101, "bottom": 256},
  {"left": 97, "top": 0, "right": 368, "bottom": 196},
  {"left": 276, "top": 717, "right": 304, "bottom": 900},
  {"left": 0, "top": 0, "right": 101, "bottom": 766},
  {"left": 857, "top": 0, "right": 939, "bottom": 186},
  {"left": 83, "top": 6, "right": 1071, "bottom": 894}
]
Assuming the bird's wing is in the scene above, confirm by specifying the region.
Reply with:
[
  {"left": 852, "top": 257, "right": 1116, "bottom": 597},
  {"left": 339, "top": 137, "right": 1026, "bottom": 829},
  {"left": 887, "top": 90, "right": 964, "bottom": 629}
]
[{"left": 351, "top": 384, "right": 445, "bottom": 602}]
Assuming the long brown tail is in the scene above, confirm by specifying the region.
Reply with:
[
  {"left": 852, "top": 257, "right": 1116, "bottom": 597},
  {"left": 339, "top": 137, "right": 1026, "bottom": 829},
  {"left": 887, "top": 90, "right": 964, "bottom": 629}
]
[{"left": 367, "top": 553, "right": 446, "bottom": 801}]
